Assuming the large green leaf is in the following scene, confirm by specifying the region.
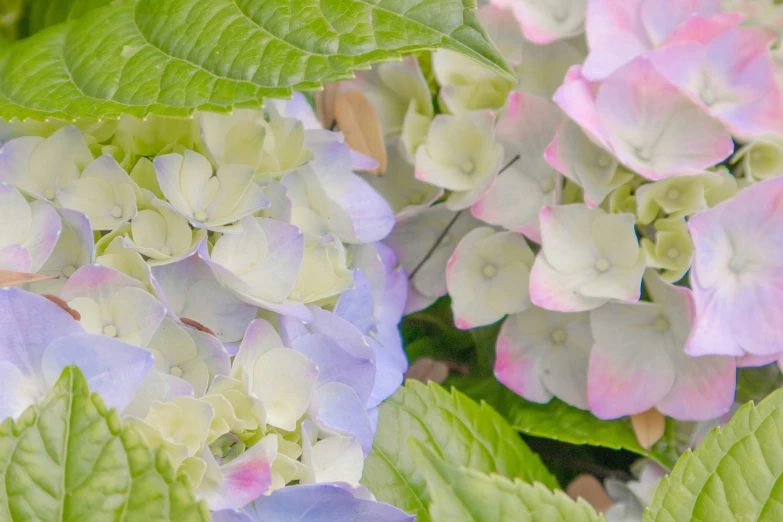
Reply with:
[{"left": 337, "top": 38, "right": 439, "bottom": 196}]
[
  {"left": 411, "top": 440, "right": 605, "bottom": 522},
  {"left": 361, "top": 381, "right": 557, "bottom": 522},
  {"left": 0, "top": 366, "right": 209, "bottom": 522},
  {"left": 0, "top": 0, "right": 513, "bottom": 121},
  {"left": 457, "top": 377, "right": 678, "bottom": 469},
  {"left": 645, "top": 389, "right": 783, "bottom": 521}
]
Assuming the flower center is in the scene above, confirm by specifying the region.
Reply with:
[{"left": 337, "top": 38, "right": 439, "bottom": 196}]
[
  {"left": 551, "top": 329, "right": 567, "bottom": 343},
  {"left": 210, "top": 433, "right": 246, "bottom": 466},
  {"left": 110, "top": 205, "right": 123, "bottom": 218},
  {"left": 160, "top": 245, "right": 172, "bottom": 256},
  {"left": 729, "top": 254, "right": 748, "bottom": 273},
  {"left": 482, "top": 264, "right": 497, "bottom": 278},
  {"left": 194, "top": 210, "right": 208, "bottom": 222},
  {"left": 460, "top": 160, "right": 474, "bottom": 174},
  {"left": 667, "top": 248, "right": 680, "bottom": 259},
  {"left": 103, "top": 324, "right": 117, "bottom": 337},
  {"left": 170, "top": 366, "right": 183, "bottom": 377},
  {"left": 654, "top": 317, "right": 669, "bottom": 332},
  {"left": 63, "top": 265, "right": 76, "bottom": 277},
  {"left": 667, "top": 189, "right": 680, "bottom": 201},
  {"left": 44, "top": 188, "right": 56, "bottom": 201},
  {"left": 597, "top": 154, "right": 612, "bottom": 168},
  {"left": 595, "top": 258, "right": 610, "bottom": 272},
  {"left": 635, "top": 146, "right": 652, "bottom": 162}
]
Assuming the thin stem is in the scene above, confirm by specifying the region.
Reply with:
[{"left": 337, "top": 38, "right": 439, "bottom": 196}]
[{"left": 407, "top": 154, "right": 521, "bottom": 281}]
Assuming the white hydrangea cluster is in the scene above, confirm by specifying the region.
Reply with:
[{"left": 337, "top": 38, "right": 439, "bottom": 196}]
[{"left": 0, "top": 95, "right": 409, "bottom": 515}]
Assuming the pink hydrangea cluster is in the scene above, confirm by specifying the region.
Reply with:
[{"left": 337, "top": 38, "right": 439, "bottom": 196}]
[{"left": 354, "top": 0, "right": 783, "bottom": 423}]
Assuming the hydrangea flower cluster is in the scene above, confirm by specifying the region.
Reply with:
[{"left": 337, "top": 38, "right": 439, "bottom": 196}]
[
  {"left": 0, "top": 96, "right": 411, "bottom": 518},
  {"left": 356, "top": 0, "right": 783, "bottom": 424}
]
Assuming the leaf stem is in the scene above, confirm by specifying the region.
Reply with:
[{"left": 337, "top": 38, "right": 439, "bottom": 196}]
[{"left": 407, "top": 154, "right": 521, "bottom": 281}]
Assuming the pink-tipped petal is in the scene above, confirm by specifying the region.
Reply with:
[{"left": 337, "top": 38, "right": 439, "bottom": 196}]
[{"left": 596, "top": 56, "right": 733, "bottom": 179}]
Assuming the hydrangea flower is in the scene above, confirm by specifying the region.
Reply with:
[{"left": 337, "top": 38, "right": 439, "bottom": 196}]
[
  {"left": 447, "top": 228, "right": 535, "bottom": 329},
  {"left": 154, "top": 150, "right": 270, "bottom": 232},
  {"left": 732, "top": 136, "right": 783, "bottom": 182},
  {"left": 432, "top": 48, "right": 516, "bottom": 114},
  {"left": 589, "top": 271, "right": 736, "bottom": 420},
  {"left": 495, "top": 306, "right": 591, "bottom": 409},
  {"left": 118, "top": 197, "right": 208, "bottom": 264},
  {"left": 634, "top": 171, "right": 738, "bottom": 225},
  {"left": 60, "top": 264, "right": 166, "bottom": 347},
  {"left": 491, "top": 0, "right": 587, "bottom": 44},
  {"left": 530, "top": 204, "right": 646, "bottom": 312},
  {"left": 232, "top": 319, "right": 319, "bottom": 432},
  {"left": 337, "top": 242, "right": 409, "bottom": 402},
  {"left": 0, "top": 287, "right": 153, "bottom": 420},
  {"left": 200, "top": 109, "right": 312, "bottom": 180},
  {"left": 581, "top": 0, "right": 730, "bottom": 81},
  {"left": 291, "top": 132, "right": 395, "bottom": 243},
  {"left": 0, "top": 182, "right": 61, "bottom": 272},
  {"left": 384, "top": 204, "right": 483, "bottom": 312},
  {"left": 198, "top": 216, "right": 310, "bottom": 320},
  {"left": 649, "top": 24, "right": 783, "bottom": 136},
  {"left": 279, "top": 307, "right": 376, "bottom": 452},
  {"left": 129, "top": 395, "right": 278, "bottom": 511},
  {"left": 545, "top": 119, "right": 633, "bottom": 209},
  {"left": 25, "top": 207, "right": 94, "bottom": 295},
  {"left": 687, "top": 175, "right": 783, "bottom": 359},
  {"left": 554, "top": 58, "right": 734, "bottom": 179},
  {"left": 146, "top": 317, "right": 230, "bottom": 396},
  {"left": 471, "top": 92, "right": 562, "bottom": 241},
  {"left": 289, "top": 235, "right": 354, "bottom": 304},
  {"left": 114, "top": 114, "right": 199, "bottom": 158},
  {"left": 0, "top": 125, "right": 93, "bottom": 202},
  {"left": 213, "top": 483, "right": 414, "bottom": 522},
  {"left": 56, "top": 154, "right": 139, "bottom": 230},
  {"left": 151, "top": 253, "right": 258, "bottom": 344},
  {"left": 639, "top": 217, "right": 694, "bottom": 283},
  {"left": 415, "top": 111, "right": 504, "bottom": 210}
]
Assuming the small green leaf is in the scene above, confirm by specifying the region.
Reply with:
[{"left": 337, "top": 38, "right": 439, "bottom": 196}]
[
  {"left": 410, "top": 440, "right": 605, "bottom": 522},
  {"left": 0, "top": 366, "right": 209, "bottom": 522},
  {"left": 457, "top": 377, "right": 677, "bottom": 469},
  {"left": 645, "top": 389, "right": 783, "bottom": 522},
  {"left": 0, "top": 0, "right": 513, "bottom": 121},
  {"left": 361, "top": 381, "right": 557, "bottom": 522}
]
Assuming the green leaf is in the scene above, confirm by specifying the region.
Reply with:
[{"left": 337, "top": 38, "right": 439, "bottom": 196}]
[
  {"left": 410, "top": 440, "right": 605, "bottom": 522},
  {"left": 19, "top": 0, "right": 113, "bottom": 38},
  {"left": 361, "top": 381, "right": 557, "bottom": 522},
  {"left": 0, "top": 366, "right": 209, "bottom": 522},
  {"left": 458, "top": 377, "right": 678, "bottom": 470},
  {"left": 0, "top": 0, "right": 513, "bottom": 121},
  {"left": 645, "top": 389, "right": 783, "bottom": 522},
  {"left": 0, "top": 0, "right": 24, "bottom": 40}
]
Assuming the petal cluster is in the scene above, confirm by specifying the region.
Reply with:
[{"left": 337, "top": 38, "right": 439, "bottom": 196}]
[{"left": 0, "top": 96, "right": 410, "bottom": 518}]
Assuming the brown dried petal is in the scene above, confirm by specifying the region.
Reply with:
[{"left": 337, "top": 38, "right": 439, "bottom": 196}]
[
  {"left": 42, "top": 294, "right": 81, "bottom": 321},
  {"left": 181, "top": 317, "right": 217, "bottom": 337},
  {"left": 334, "top": 89, "right": 387, "bottom": 174}
]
